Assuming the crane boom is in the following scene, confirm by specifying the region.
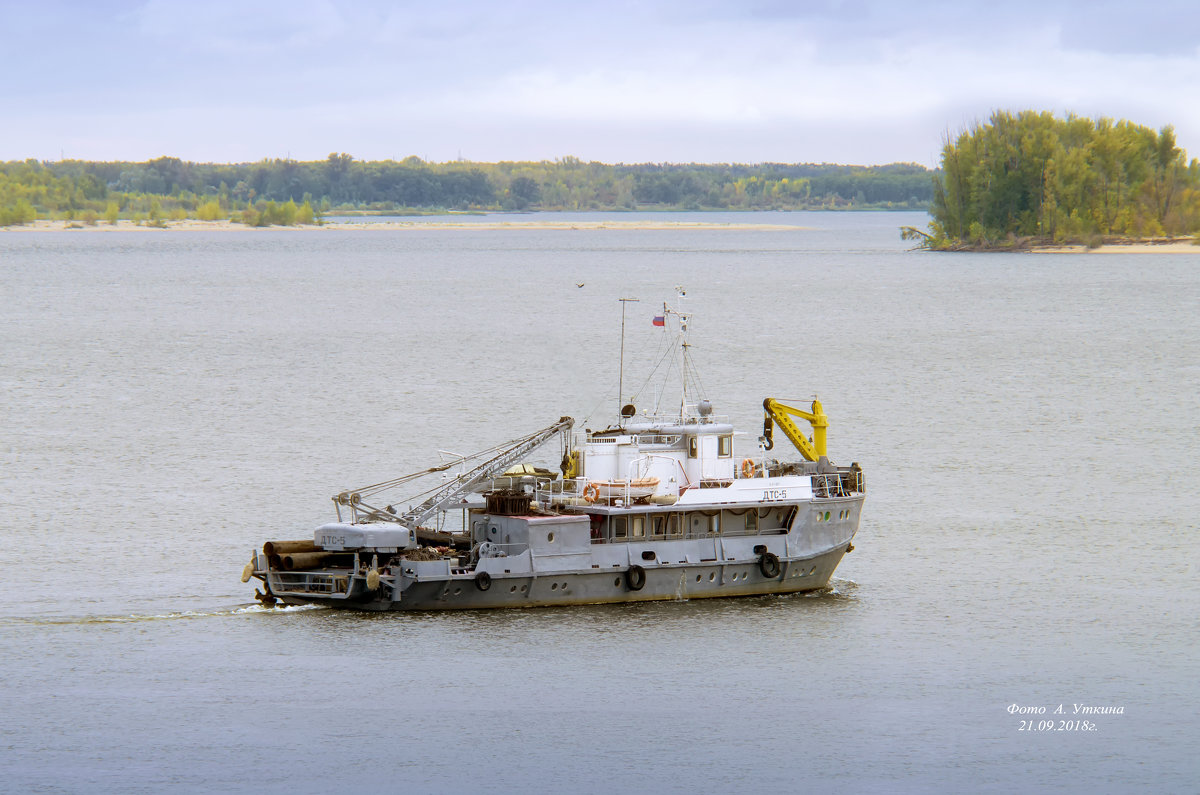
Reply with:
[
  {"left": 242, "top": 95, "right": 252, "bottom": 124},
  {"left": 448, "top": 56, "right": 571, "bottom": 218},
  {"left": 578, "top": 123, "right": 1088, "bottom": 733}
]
[
  {"left": 393, "top": 416, "right": 574, "bottom": 529},
  {"left": 762, "top": 398, "right": 828, "bottom": 462}
]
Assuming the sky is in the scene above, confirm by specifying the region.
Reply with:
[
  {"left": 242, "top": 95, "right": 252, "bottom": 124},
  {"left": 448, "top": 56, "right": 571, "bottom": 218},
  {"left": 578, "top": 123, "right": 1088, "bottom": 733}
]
[{"left": 3, "top": 0, "right": 1200, "bottom": 167}]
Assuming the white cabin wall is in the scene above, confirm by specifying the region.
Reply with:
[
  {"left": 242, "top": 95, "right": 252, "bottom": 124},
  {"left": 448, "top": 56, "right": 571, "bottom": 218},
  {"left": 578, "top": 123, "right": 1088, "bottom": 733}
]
[
  {"left": 698, "top": 434, "right": 735, "bottom": 481},
  {"left": 643, "top": 450, "right": 686, "bottom": 496},
  {"left": 583, "top": 439, "right": 621, "bottom": 482}
]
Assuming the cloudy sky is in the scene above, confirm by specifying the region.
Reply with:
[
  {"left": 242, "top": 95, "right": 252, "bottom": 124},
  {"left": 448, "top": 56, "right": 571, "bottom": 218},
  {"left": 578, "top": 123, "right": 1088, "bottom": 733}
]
[{"left": 4, "top": 0, "right": 1199, "bottom": 166}]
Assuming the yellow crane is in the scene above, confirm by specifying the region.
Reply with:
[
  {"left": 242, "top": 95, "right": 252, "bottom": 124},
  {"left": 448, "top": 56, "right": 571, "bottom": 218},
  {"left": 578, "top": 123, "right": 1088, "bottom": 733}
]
[{"left": 762, "top": 397, "right": 828, "bottom": 462}]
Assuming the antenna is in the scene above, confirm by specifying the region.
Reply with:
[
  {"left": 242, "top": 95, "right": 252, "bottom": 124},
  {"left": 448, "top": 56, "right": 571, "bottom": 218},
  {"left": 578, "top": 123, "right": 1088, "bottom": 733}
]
[{"left": 618, "top": 297, "right": 640, "bottom": 421}]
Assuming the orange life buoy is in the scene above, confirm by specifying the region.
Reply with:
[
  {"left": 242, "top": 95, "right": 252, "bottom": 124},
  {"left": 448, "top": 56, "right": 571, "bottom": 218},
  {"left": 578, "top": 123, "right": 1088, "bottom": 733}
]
[
  {"left": 584, "top": 482, "right": 601, "bottom": 503},
  {"left": 741, "top": 458, "right": 756, "bottom": 478}
]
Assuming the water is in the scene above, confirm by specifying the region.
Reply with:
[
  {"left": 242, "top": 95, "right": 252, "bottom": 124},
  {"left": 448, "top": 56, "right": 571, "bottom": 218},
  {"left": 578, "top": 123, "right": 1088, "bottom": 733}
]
[{"left": 1, "top": 212, "right": 1197, "bottom": 792}]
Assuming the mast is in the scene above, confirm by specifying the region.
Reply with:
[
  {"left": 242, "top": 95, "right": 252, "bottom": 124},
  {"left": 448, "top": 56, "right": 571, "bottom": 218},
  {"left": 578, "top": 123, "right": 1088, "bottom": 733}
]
[
  {"left": 670, "top": 287, "right": 690, "bottom": 420},
  {"left": 618, "top": 297, "right": 639, "bottom": 420}
]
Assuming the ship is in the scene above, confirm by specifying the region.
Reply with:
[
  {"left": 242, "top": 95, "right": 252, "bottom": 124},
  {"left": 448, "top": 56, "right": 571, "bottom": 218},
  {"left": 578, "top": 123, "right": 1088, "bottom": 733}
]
[{"left": 241, "top": 292, "right": 864, "bottom": 610}]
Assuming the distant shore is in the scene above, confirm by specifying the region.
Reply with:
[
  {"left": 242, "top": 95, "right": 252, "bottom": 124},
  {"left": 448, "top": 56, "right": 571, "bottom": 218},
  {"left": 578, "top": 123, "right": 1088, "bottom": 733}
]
[{"left": 2, "top": 218, "right": 812, "bottom": 232}]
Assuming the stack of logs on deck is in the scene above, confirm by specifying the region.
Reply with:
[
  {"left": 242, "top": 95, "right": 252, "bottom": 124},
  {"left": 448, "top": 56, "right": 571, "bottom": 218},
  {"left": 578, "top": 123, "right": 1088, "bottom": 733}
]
[
  {"left": 263, "top": 540, "right": 330, "bottom": 571},
  {"left": 263, "top": 528, "right": 471, "bottom": 570}
]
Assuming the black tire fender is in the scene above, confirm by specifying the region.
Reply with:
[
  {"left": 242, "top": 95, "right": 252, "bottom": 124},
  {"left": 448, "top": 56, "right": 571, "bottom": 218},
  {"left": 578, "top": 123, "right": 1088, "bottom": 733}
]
[
  {"left": 475, "top": 571, "right": 492, "bottom": 591},
  {"left": 626, "top": 564, "right": 646, "bottom": 591},
  {"left": 759, "top": 552, "right": 781, "bottom": 579}
]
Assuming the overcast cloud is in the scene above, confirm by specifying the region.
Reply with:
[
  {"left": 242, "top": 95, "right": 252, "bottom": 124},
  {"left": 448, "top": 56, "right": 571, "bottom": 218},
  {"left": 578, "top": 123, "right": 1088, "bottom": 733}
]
[{"left": 3, "top": 0, "right": 1199, "bottom": 165}]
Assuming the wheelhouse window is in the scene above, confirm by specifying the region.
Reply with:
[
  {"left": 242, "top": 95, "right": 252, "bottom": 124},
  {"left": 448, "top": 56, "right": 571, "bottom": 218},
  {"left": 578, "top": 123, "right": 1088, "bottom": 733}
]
[
  {"left": 688, "top": 437, "right": 698, "bottom": 458},
  {"left": 718, "top": 434, "right": 732, "bottom": 457}
]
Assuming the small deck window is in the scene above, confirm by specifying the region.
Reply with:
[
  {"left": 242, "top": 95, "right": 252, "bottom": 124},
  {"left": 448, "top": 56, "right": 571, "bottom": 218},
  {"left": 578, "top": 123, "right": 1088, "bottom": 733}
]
[
  {"left": 653, "top": 513, "right": 681, "bottom": 539},
  {"left": 630, "top": 516, "right": 645, "bottom": 539},
  {"left": 688, "top": 437, "right": 699, "bottom": 458},
  {"left": 612, "top": 517, "right": 627, "bottom": 539},
  {"left": 718, "top": 434, "right": 732, "bottom": 458}
]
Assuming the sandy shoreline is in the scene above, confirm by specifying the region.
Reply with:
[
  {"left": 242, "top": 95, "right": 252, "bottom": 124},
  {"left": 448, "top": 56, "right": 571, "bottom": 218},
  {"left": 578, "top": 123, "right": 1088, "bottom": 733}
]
[
  {"left": 2, "top": 219, "right": 810, "bottom": 233},
  {"left": 1031, "top": 240, "right": 1199, "bottom": 253},
  {"left": 4, "top": 220, "right": 1198, "bottom": 251}
]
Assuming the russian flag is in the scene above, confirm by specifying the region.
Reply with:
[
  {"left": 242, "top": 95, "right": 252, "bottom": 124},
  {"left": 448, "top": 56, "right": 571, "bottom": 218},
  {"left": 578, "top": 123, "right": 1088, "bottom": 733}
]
[{"left": 652, "top": 315, "right": 665, "bottom": 327}]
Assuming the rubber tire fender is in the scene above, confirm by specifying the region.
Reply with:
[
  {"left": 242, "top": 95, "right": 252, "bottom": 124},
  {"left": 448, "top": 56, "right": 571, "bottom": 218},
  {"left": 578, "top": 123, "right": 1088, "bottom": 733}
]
[
  {"left": 626, "top": 564, "right": 646, "bottom": 591},
  {"left": 475, "top": 571, "right": 492, "bottom": 591},
  {"left": 759, "top": 552, "right": 781, "bottom": 579}
]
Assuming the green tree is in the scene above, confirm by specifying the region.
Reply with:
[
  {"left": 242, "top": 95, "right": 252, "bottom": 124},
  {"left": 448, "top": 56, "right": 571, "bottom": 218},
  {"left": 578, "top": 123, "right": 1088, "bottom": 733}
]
[
  {"left": 921, "top": 111, "right": 1200, "bottom": 248},
  {"left": 196, "top": 200, "right": 222, "bottom": 221}
]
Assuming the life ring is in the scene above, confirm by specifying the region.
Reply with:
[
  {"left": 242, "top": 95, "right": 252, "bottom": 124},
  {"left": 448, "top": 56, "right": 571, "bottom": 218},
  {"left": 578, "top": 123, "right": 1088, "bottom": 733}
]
[
  {"left": 475, "top": 571, "right": 492, "bottom": 591},
  {"left": 626, "top": 564, "right": 646, "bottom": 591},
  {"left": 584, "top": 482, "right": 601, "bottom": 503},
  {"left": 741, "top": 458, "right": 756, "bottom": 478},
  {"left": 758, "top": 552, "right": 781, "bottom": 579}
]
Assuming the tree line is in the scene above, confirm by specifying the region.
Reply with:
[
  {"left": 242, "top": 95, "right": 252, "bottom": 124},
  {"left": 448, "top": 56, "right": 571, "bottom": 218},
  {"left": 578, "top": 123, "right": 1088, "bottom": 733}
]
[
  {"left": 0, "top": 155, "right": 934, "bottom": 226},
  {"left": 911, "top": 110, "right": 1200, "bottom": 248}
]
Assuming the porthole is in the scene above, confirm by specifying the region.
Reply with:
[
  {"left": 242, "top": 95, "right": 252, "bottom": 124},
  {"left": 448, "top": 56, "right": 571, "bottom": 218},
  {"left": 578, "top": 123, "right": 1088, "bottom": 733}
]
[
  {"left": 695, "top": 574, "right": 702, "bottom": 582},
  {"left": 809, "top": 566, "right": 816, "bottom": 575},
  {"left": 709, "top": 572, "right": 715, "bottom": 581},
  {"left": 824, "top": 511, "right": 831, "bottom": 521},
  {"left": 551, "top": 583, "right": 558, "bottom": 590},
  {"left": 453, "top": 587, "right": 462, "bottom": 595},
  {"left": 614, "top": 577, "right": 622, "bottom": 587},
  {"left": 510, "top": 585, "right": 517, "bottom": 592},
  {"left": 561, "top": 582, "right": 568, "bottom": 590},
  {"left": 547, "top": 531, "right": 555, "bottom": 543},
  {"left": 520, "top": 585, "right": 528, "bottom": 593}
]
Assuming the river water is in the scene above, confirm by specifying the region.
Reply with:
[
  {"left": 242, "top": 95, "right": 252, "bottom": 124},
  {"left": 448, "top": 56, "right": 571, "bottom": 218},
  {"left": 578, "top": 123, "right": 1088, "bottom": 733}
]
[{"left": 1, "top": 212, "right": 1196, "bottom": 792}]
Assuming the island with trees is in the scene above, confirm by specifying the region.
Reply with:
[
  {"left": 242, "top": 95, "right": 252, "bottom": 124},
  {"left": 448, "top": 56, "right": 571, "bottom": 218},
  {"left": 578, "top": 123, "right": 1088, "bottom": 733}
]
[
  {"left": 0, "top": 156, "right": 932, "bottom": 227},
  {"left": 906, "top": 110, "right": 1200, "bottom": 250}
]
